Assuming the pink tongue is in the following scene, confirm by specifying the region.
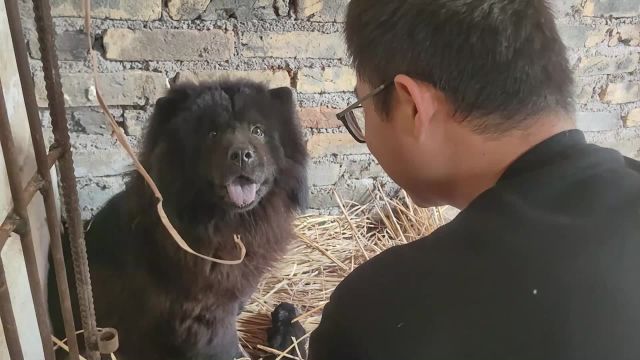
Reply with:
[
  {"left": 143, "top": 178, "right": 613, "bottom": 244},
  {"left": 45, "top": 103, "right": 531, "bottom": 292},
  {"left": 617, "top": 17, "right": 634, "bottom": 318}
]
[{"left": 226, "top": 182, "right": 257, "bottom": 207}]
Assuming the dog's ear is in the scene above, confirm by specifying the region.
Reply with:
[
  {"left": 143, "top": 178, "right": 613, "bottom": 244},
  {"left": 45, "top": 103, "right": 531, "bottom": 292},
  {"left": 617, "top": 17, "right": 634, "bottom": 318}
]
[
  {"left": 139, "top": 85, "right": 195, "bottom": 166},
  {"left": 269, "top": 86, "right": 296, "bottom": 108},
  {"left": 151, "top": 85, "right": 194, "bottom": 125},
  {"left": 281, "top": 162, "right": 309, "bottom": 213},
  {"left": 268, "top": 87, "right": 300, "bottom": 148},
  {"left": 146, "top": 85, "right": 194, "bottom": 133},
  {"left": 269, "top": 87, "right": 309, "bottom": 212}
]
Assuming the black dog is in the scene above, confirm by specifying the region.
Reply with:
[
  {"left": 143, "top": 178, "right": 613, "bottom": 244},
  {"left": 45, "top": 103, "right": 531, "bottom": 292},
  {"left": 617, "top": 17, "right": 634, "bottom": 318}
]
[{"left": 49, "top": 80, "right": 308, "bottom": 359}]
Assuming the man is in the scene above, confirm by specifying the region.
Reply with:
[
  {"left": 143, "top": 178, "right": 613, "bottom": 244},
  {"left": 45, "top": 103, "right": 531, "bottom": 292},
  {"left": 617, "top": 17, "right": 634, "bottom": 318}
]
[{"left": 307, "top": 0, "right": 640, "bottom": 359}]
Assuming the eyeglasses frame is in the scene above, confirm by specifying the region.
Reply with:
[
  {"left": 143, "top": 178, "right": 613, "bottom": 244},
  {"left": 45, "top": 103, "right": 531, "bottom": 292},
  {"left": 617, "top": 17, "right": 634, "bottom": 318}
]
[{"left": 335, "top": 82, "right": 391, "bottom": 143}]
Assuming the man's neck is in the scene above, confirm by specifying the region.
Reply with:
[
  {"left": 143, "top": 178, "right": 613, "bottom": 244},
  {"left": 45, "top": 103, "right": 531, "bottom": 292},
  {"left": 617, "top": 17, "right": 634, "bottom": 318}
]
[{"left": 445, "top": 115, "right": 576, "bottom": 209}]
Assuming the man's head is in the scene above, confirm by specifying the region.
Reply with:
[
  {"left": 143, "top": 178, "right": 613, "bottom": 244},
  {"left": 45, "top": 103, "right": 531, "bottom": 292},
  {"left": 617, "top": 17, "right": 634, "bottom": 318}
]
[{"left": 341, "top": 0, "right": 575, "bottom": 207}]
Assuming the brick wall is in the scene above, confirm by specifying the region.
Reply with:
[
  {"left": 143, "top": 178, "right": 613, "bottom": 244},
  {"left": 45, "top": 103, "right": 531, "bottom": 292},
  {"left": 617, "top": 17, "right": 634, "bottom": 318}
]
[{"left": 19, "top": 0, "right": 640, "bottom": 218}]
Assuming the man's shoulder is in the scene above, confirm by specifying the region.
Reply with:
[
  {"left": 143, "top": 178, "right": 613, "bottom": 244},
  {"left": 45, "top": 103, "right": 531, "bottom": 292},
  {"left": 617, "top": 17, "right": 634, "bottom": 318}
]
[{"left": 329, "top": 221, "right": 460, "bottom": 304}]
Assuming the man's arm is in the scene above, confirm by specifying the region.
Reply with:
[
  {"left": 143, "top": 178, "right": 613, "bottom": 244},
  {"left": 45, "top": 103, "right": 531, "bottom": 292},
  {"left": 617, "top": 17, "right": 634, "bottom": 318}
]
[{"left": 308, "top": 298, "right": 358, "bottom": 360}]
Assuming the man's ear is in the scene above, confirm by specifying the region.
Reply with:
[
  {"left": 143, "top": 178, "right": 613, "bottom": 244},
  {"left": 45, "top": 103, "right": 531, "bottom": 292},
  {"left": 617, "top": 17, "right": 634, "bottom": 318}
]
[{"left": 393, "top": 75, "right": 438, "bottom": 142}]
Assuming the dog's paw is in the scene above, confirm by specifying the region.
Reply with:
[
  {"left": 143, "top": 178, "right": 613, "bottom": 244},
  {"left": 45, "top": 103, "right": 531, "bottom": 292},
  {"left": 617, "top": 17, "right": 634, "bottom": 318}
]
[{"left": 266, "top": 302, "right": 307, "bottom": 359}]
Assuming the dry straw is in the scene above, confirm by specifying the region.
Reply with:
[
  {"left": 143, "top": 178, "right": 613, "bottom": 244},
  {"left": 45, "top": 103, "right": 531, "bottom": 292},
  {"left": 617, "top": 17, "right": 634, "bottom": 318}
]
[{"left": 238, "top": 186, "right": 451, "bottom": 359}]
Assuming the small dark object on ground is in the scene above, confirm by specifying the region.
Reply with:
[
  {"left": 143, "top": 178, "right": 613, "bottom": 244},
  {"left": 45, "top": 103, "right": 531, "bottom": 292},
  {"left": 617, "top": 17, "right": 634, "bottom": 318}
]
[{"left": 266, "top": 302, "right": 308, "bottom": 359}]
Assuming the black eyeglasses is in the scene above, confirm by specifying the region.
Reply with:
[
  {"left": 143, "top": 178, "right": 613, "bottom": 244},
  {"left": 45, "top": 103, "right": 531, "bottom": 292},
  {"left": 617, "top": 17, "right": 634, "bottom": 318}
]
[{"left": 336, "top": 82, "right": 390, "bottom": 143}]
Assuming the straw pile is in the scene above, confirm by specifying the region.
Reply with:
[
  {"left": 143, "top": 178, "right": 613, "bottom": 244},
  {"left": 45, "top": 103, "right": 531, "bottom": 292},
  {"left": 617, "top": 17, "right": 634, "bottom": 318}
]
[{"left": 237, "top": 185, "right": 453, "bottom": 359}]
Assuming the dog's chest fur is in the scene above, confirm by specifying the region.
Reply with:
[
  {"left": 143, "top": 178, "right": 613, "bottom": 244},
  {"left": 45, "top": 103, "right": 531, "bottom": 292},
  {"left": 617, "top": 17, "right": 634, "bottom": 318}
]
[{"left": 141, "top": 200, "right": 294, "bottom": 348}]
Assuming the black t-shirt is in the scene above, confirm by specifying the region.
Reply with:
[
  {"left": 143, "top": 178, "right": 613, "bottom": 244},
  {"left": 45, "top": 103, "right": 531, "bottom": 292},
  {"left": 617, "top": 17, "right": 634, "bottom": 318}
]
[{"left": 308, "top": 129, "right": 640, "bottom": 360}]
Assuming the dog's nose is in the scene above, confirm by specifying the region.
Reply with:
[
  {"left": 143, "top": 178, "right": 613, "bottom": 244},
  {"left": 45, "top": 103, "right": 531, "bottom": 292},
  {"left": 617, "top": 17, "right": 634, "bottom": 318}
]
[{"left": 228, "top": 146, "right": 256, "bottom": 167}]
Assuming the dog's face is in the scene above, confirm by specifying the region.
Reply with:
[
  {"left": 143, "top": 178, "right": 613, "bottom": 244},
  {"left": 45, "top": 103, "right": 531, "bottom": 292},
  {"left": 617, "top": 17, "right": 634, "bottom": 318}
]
[
  {"left": 202, "top": 100, "right": 278, "bottom": 211},
  {"left": 141, "top": 80, "right": 308, "bottom": 214}
]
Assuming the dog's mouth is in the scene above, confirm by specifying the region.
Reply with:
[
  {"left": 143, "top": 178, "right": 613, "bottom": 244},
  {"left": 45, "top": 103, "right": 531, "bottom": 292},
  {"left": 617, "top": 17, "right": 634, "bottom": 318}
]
[{"left": 226, "top": 176, "right": 260, "bottom": 209}]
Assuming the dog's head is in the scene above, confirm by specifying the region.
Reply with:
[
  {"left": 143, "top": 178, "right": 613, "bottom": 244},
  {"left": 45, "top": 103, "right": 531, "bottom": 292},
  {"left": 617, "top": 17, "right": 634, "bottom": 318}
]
[{"left": 139, "top": 80, "right": 308, "bottom": 214}]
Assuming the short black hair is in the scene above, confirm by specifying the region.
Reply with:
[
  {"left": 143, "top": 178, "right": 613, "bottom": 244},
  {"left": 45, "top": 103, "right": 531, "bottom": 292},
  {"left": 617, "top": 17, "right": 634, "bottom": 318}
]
[{"left": 345, "top": 0, "right": 574, "bottom": 134}]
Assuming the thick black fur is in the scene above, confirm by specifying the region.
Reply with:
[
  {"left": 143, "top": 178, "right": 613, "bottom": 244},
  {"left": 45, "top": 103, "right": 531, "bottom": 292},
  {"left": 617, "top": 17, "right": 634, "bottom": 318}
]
[{"left": 48, "top": 80, "right": 308, "bottom": 359}]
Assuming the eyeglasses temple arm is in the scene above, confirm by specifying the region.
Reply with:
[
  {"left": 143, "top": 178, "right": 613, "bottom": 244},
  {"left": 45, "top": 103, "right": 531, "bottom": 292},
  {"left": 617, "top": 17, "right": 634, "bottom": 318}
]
[{"left": 336, "top": 82, "right": 389, "bottom": 117}]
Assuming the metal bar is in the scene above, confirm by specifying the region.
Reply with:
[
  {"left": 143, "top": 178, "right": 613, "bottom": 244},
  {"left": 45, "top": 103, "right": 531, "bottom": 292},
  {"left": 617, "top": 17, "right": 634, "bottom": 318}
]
[
  {"left": 0, "top": 256, "right": 25, "bottom": 360},
  {"left": 1, "top": 214, "right": 22, "bottom": 250},
  {"left": 0, "top": 79, "right": 55, "bottom": 360},
  {"left": 28, "top": 0, "right": 100, "bottom": 357},
  {"left": 5, "top": 0, "right": 84, "bottom": 357},
  {"left": 0, "top": 146, "right": 64, "bottom": 247}
]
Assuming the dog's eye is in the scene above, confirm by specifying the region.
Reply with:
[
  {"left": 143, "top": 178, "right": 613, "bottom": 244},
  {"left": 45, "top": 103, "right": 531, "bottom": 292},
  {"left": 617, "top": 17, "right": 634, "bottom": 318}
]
[
  {"left": 209, "top": 131, "right": 217, "bottom": 138},
  {"left": 251, "top": 126, "right": 264, "bottom": 137}
]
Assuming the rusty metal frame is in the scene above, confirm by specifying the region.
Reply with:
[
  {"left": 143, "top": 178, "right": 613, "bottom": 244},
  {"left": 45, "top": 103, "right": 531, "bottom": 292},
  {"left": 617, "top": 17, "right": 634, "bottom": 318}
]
[
  {"left": 0, "top": 77, "right": 58, "bottom": 360},
  {"left": 0, "top": 255, "right": 24, "bottom": 360},
  {"left": 0, "top": 0, "right": 117, "bottom": 359}
]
